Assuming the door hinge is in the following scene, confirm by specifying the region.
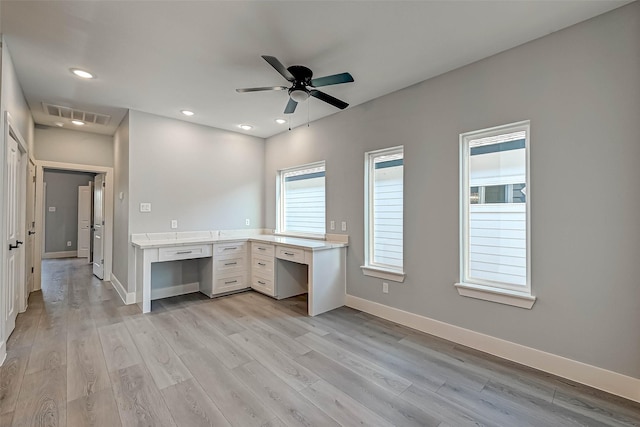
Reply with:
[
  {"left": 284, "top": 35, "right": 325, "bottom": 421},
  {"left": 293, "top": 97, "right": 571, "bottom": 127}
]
[
  {"left": 101, "top": 259, "right": 104, "bottom": 265},
  {"left": 102, "top": 220, "right": 105, "bottom": 225},
  {"left": 31, "top": 267, "right": 34, "bottom": 273},
  {"left": 102, "top": 181, "right": 106, "bottom": 187},
  {"left": 32, "top": 176, "right": 36, "bottom": 183}
]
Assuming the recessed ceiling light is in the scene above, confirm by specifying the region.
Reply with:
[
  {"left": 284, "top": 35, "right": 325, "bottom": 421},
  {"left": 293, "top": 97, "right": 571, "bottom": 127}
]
[
  {"left": 70, "top": 68, "right": 95, "bottom": 79},
  {"left": 275, "top": 118, "right": 287, "bottom": 124},
  {"left": 239, "top": 124, "right": 253, "bottom": 131},
  {"left": 71, "top": 120, "right": 85, "bottom": 126},
  {"left": 181, "top": 110, "right": 195, "bottom": 116}
]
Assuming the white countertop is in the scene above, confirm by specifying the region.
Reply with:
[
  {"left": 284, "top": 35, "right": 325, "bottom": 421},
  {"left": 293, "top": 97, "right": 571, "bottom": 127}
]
[{"left": 131, "top": 231, "right": 347, "bottom": 251}]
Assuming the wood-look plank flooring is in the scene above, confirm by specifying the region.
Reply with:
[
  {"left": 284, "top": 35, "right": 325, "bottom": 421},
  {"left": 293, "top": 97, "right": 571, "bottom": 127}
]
[{"left": 1, "top": 258, "right": 639, "bottom": 426}]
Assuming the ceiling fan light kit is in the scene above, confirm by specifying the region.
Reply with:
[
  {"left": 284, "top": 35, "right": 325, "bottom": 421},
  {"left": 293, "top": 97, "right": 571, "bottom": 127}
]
[{"left": 237, "top": 55, "right": 354, "bottom": 115}]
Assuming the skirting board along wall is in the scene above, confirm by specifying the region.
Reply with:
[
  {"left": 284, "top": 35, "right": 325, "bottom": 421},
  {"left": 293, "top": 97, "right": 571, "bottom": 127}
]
[
  {"left": 110, "top": 274, "right": 135, "bottom": 305},
  {"left": 346, "top": 295, "right": 640, "bottom": 403},
  {"left": 42, "top": 251, "right": 77, "bottom": 259}
]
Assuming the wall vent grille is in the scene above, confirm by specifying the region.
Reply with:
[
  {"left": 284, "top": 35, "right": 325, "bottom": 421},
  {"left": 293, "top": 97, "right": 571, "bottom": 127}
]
[{"left": 42, "top": 102, "right": 111, "bottom": 126}]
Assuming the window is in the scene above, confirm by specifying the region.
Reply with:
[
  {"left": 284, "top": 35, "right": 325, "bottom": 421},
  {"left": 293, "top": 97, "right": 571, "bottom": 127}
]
[
  {"left": 456, "top": 121, "right": 535, "bottom": 308},
  {"left": 277, "top": 162, "right": 326, "bottom": 236},
  {"left": 362, "top": 146, "right": 405, "bottom": 282}
]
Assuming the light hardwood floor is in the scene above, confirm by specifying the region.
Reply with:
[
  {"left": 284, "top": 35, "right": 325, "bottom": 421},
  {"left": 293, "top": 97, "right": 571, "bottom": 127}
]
[{"left": 1, "top": 258, "right": 639, "bottom": 426}]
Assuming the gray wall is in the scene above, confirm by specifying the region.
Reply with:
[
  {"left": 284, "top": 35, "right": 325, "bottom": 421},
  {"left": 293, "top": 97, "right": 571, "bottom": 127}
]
[
  {"left": 121, "top": 110, "right": 265, "bottom": 292},
  {"left": 113, "top": 112, "right": 130, "bottom": 286},
  {"left": 43, "top": 170, "right": 95, "bottom": 253},
  {"left": 34, "top": 126, "right": 114, "bottom": 167},
  {"left": 265, "top": 3, "right": 640, "bottom": 378}
]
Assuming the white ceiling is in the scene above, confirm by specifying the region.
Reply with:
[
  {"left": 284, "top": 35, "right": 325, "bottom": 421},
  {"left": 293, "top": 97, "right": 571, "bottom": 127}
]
[{"left": 1, "top": 1, "right": 630, "bottom": 138}]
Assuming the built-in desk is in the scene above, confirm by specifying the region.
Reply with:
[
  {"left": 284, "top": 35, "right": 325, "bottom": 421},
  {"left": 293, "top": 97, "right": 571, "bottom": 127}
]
[{"left": 131, "top": 231, "right": 347, "bottom": 316}]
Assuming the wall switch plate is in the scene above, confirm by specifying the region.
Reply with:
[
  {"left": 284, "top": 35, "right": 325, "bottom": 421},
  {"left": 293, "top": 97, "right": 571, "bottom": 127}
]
[
  {"left": 341, "top": 221, "right": 347, "bottom": 232},
  {"left": 330, "top": 220, "right": 335, "bottom": 230},
  {"left": 140, "top": 203, "right": 151, "bottom": 212},
  {"left": 245, "top": 218, "right": 250, "bottom": 226},
  {"left": 48, "top": 207, "right": 56, "bottom": 212},
  {"left": 67, "top": 241, "right": 72, "bottom": 247},
  {"left": 170, "top": 220, "right": 178, "bottom": 229},
  {"left": 382, "top": 282, "right": 389, "bottom": 293}
]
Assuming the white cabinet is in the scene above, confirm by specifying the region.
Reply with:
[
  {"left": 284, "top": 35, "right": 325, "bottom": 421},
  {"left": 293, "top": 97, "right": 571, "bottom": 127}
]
[
  {"left": 205, "top": 241, "right": 249, "bottom": 296},
  {"left": 251, "top": 242, "right": 275, "bottom": 296}
]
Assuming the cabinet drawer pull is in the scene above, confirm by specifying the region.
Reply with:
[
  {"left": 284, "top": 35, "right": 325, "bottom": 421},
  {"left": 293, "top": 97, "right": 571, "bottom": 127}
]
[
  {"left": 176, "top": 250, "right": 193, "bottom": 255},
  {"left": 224, "top": 280, "right": 238, "bottom": 285},
  {"left": 224, "top": 262, "right": 237, "bottom": 266},
  {"left": 283, "top": 252, "right": 295, "bottom": 256},
  {"left": 258, "top": 247, "right": 266, "bottom": 250},
  {"left": 258, "top": 280, "right": 266, "bottom": 285},
  {"left": 223, "top": 247, "right": 237, "bottom": 251},
  {"left": 257, "top": 262, "right": 266, "bottom": 266}
]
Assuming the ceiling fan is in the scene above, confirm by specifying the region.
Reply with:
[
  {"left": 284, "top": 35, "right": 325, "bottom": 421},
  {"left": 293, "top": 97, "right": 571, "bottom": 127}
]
[{"left": 236, "top": 55, "right": 354, "bottom": 114}]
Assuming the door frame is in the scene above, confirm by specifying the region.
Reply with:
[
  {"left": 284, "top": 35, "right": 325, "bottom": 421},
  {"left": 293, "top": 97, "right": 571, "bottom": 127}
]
[
  {"left": 34, "top": 161, "right": 114, "bottom": 290},
  {"left": 1, "top": 112, "right": 29, "bottom": 364}
]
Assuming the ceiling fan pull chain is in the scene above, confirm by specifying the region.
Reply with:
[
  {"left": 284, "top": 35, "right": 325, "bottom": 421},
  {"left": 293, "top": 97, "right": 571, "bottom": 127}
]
[{"left": 307, "top": 99, "right": 310, "bottom": 127}]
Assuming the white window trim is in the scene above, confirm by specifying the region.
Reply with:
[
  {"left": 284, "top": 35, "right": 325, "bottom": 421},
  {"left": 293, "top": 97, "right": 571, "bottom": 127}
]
[
  {"left": 276, "top": 161, "right": 326, "bottom": 238},
  {"left": 457, "top": 121, "right": 535, "bottom": 309},
  {"left": 361, "top": 146, "right": 405, "bottom": 282}
]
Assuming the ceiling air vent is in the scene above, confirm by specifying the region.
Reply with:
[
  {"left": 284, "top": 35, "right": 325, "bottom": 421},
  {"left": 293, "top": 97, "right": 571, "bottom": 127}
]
[{"left": 42, "top": 102, "right": 111, "bottom": 126}]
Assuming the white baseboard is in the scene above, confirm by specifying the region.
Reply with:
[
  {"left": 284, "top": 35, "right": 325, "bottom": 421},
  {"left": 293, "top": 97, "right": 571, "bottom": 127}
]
[
  {"left": 109, "top": 274, "right": 136, "bottom": 305},
  {"left": 346, "top": 295, "right": 640, "bottom": 403},
  {"left": 42, "top": 250, "right": 77, "bottom": 259},
  {"left": 0, "top": 341, "right": 6, "bottom": 367},
  {"left": 151, "top": 282, "right": 200, "bottom": 300}
]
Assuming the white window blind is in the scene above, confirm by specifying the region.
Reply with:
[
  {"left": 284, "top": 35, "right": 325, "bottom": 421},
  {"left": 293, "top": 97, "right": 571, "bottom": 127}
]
[
  {"left": 279, "top": 163, "right": 326, "bottom": 235},
  {"left": 365, "top": 147, "right": 404, "bottom": 272}
]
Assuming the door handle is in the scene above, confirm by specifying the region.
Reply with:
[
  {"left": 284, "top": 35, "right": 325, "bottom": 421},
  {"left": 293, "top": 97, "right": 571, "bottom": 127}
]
[
  {"left": 16, "top": 240, "right": 23, "bottom": 247},
  {"left": 9, "top": 243, "right": 18, "bottom": 250},
  {"left": 28, "top": 231, "right": 36, "bottom": 236}
]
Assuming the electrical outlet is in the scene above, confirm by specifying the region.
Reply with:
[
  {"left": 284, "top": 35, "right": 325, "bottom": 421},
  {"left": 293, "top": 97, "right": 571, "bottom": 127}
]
[
  {"left": 330, "top": 220, "right": 335, "bottom": 230},
  {"left": 170, "top": 220, "right": 178, "bottom": 229},
  {"left": 140, "top": 203, "right": 151, "bottom": 212},
  {"left": 245, "top": 218, "right": 250, "bottom": 226},
  {"left": 341, "top": 221, "right": 347, "bottom": 232},
  {"left": 382, "top": 282, "right": 389, "bottom": 294},
  {"left": 67, "top": 241, "right": 72, "bottom": 247},
  {"left": 48, "top": 206, "right": 56, "bottom": 212}
]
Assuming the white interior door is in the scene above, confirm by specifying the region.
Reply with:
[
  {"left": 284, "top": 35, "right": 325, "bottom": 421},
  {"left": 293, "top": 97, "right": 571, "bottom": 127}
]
[
  {"left": 25, "top": 159, "right": 36, "bottom": 296},
  {"left": 92, "top": 174, "right": 105, "bottom": 279},
  {"left": 5, "top": 133, "right": 23, "bottom": 338},
  {"left": 77, "top": 185, "right": 91, "bottom": 260}
]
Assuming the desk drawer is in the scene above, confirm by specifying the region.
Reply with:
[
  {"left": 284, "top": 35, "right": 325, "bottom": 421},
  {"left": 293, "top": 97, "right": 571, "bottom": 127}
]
[
  {"left": 158, "top": 245, "right": 212, "bottom": 262},
  {"left": 251, "top": 275, "right": 275, "bottom": 297},
  {"left": 214, "top": 242, "right": 246, "bottom": 258},
  {"left": 213, "top": 273, "right": 247, "bottom": 295},
  {"left": 276, "top": 246, "right": 306, "bottom": 264},
  {"left": 251, "top": 242, "right": 274, "bottom": 257},
  {"left": 215, "top": 256, "right": 246, "bottom": 274},
  {"left": 252, "top": 255, "right": 274, "bottom": 279}
]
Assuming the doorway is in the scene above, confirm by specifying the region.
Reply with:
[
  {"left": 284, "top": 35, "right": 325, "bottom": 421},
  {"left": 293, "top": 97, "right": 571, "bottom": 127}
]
[{"left": 34, "top": 161, "right": 113, "bottom": 291}]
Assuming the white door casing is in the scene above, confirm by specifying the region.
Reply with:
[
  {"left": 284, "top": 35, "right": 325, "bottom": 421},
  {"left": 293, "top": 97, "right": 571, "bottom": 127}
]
[
  {"left": 25, "top": 159, "right": 36, "bottom": 297},
  {"left": 77, "top": 185, "right": 91, "bottom": 260},
  {"left": 93, "top": 174, "right": 105, "bottom": 279},
  {"left": 4, "top": 130, "right": 25, "bottom": 340},
  {"left": 33, "top": 162, "right": 114, "bottom": 291}
]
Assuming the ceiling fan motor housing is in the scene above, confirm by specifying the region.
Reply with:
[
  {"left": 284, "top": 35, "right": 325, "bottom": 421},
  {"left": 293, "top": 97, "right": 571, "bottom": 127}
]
[{"left": 288, "top": 65, "right": 313, "bottom": 102}]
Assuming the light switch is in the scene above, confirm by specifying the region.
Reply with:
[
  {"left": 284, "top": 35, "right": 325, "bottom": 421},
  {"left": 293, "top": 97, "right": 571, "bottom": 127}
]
[
  {"left": 48, "top": 207, "right": 56, "bottom": 212},
  {"left": 341, "top": 221, "right": 347, "bottom": 232},
  {"left": 140, "top": 203, "right": 151, "bottom": 212},
  {"left": 171, "top": 220, "right": 178, "bottom": 229},
  {"left": 330, "top": 220, "right": 335, "bottom": 230}
]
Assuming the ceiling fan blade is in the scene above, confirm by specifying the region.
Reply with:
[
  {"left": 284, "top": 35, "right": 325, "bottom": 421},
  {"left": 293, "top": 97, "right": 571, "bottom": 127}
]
[
  {"left": 310, "top": 90, "right": 349, "bottom": 110},
  {"left": 236, "top": 86, "right": 288, "bottom": 93},
  {"left": 262, "top": 55, "right": 295, "bottom": 82},
  {"left": 311, "top": 72, "right": 354, "bottom": 87},
  {"left": 284, "top": 98, "right": 298, "bottom": 114}
]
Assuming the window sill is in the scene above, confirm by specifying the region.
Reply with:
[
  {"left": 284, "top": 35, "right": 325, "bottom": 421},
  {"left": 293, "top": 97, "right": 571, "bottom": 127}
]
[
  {"left": 274, "top": 232, "right": 326, "bottom": 241},
  {"left": 455, "top": 282, "right": 536, "bottom": 309},
  {"left": 361, "top": 266, "right": 405, "bottom": 282}
]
